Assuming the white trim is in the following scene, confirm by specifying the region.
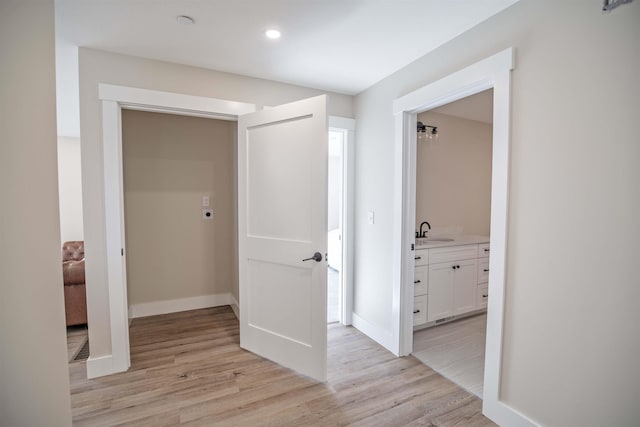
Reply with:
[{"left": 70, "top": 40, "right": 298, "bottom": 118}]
[
  {"left": 99, "top": 84, "right": 256, "bottom": 119},
  {"left": 351, "top": 313, "right": 395, "bottom": 352},
  {"left": 391, "top": 48, "right": 535, "bottom": 427},
  {"left": 230, "top": 294, "right": 239, "bottom": 319},
  {"left": 99, "top": 83, "right": 257, "bottom": 378},
  {"left": 102, "top": 99, "right": 130, "bottom": 374},
  {"left": 129, "top": 293, "right": 235, "bottom": 319},
  {"left": 329, "top": 116, "right": 355, "bottom": 326},
  {"left": 86, "top": 355, "right": 113, "bottom": 379}
]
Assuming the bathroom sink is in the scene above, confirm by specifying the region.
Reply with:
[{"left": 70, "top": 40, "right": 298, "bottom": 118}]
[{"left": 416, "top": 237, "right": 455, "bottom": 245}]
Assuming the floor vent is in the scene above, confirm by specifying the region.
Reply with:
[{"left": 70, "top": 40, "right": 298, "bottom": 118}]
[{"left": 74, "top": 339, "right": 90, "bottom": 361}]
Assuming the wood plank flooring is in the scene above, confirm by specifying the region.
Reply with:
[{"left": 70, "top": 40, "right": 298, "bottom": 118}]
[
  {"left": 413, "top": 314, "right": 487, "bottom": 398},
  {"left": 69, "top": 307, "right": 495, "bottom": 426}
]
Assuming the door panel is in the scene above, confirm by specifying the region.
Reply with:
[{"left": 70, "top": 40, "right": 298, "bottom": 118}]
[
  {"left": 453, "top": 259, "right": 477, "bottom": 315},
  {"left": 247, "top": 118, "right": 314, "bottom": 241},
  {"left": 247, "top": 260, "right": 312, "bottom": 345},
  {"left": 238, "top": 95, "right": 328, "bottom": 382},
  {"left": 427, "top": 262, "right": 454, "bottom": 322}
]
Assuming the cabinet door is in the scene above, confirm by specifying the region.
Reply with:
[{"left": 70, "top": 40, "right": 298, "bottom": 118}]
[
  {"left": 427, "top": 262, "right": 454, "bottom": 322},
  {"left": 413, "top": 295, "right": 428, "bottom": 326},
  {"left": 477, "top": 284, "right": 488, "bottom": 309},
  {"left": 413, "top": 265, "right": 428, "bottom": 296},
  {"left": 414, "top": 249, "right": 429, "bottom": 267},
  {"left": 477, "top": 258, "right": 490, "bottom": 284},
  {"left": 453, "top": 258, "right": 478, "bottom": 315}
]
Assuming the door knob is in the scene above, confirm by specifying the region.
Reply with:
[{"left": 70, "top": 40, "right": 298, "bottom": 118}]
[{"left": 302, "top": 252, "right": 323, "bottom": 262}]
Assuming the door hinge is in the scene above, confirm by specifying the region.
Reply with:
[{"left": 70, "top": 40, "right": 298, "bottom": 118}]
[
  {"left": 121, "top": 248, "right": 124, "bottom": 256},
  {"left": 411, "top": 243, "right": 414, "bottom": 251}
]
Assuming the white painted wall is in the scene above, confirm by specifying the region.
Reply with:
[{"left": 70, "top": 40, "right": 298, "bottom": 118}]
[
  {"left": 415, "top": 111, "right": 492, "bottom": 236},
  {"left": 0, "top": 1, "right": 72, "bottom": 425},
  {"left": 78, "top": 48, "right": 354, "bottom": 359},
  {"left": 354, "top": 0, "right": 640, "bottom": 425},
  {"left": 57, "top": 136, "right": 84, "bottom": 242},
  {"left": 122, "top": 110, "right": 237, "bottom": 307}
]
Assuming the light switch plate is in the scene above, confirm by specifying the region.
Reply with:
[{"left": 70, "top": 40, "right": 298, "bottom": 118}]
[
  {"left": 368, "top": 211, "right": 375, "bottom": 225},
  {"left": 202, "top": 195, "right": 210, "bottom": 207}
]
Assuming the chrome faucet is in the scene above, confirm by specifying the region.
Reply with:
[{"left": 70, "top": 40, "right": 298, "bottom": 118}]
[{"left": 418, "top": 221, "right": 431, "bottom": 238}]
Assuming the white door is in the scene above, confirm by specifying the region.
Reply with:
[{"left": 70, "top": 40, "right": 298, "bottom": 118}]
[{"left": 238, "top": 95, "right": 328, "bottom": 381}]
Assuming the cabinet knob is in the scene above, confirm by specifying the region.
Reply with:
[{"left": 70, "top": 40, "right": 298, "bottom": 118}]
[
  {"left": 415, "top": 256, "right": 422, "bottom": 260},
  {"left": 414, "top": 280, "right": 421, "bottom": 284},
  {"left": 482, "top": 294, "right": 488, "bottom": 298},
  {"left": 451, "top": 266, "right": 456, "bottom": 270},
  {"left": 413, "top": 309, "right": 420, "bottom": 314},
  {"left": 483, "top": 269, "right": 489, "bottom": 272},
  {"left": 484, "top": 248, "right": 490, "bottom": 252}
]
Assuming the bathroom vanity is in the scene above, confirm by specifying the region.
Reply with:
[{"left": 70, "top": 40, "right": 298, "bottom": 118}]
[{"left": 413, "top": 236, "right": 489, "bottom": 329}]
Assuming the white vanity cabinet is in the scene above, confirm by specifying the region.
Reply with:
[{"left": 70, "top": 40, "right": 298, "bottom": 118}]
[
  {"left": 413, "top": 240, "right": 489, "bottom": 328},
  {"left": 412, "top": 249, "right": 429, "bottom": 326},
  {"left": 477, "top": 243, "right": 490, "bottom": 309},
  {"left": 426, "top": 245, "right": 478, "bottom": 322}
]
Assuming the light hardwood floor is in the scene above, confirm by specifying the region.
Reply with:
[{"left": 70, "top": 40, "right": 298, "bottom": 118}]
[
  {"left": 69, "top": 307, "right": 495, "bottom": 426},
  {"left": 412, "top": 314, "right": 487, "bottom": 398}
]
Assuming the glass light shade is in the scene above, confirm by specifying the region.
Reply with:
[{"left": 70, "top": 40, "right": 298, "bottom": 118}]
[{"left": 431, "top": 130, "right": 439, "bottom": 144}]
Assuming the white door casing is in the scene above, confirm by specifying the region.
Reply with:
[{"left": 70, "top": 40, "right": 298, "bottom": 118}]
[
  {"left": 97, "top": 84, "right": 256, "bottom": 379},
  {"left": 238, "top": 95, "right": 328, "bottom": 382},
  {"left": 392, "top": 49, "right": 536, "bottom": 426}
]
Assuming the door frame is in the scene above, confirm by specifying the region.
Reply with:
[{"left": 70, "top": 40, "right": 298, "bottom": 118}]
[
  {"left": 96, "top": 83, "right": 257, "bottom": 377},
  {"left": 392, "top": 48, "right": 534, "bottom": 426},
  {"left": 329, "top": 117, "right": 355, "bottom": 325},
  {"left": 95, "top": 83, "right": 354, "bottom": 378}
]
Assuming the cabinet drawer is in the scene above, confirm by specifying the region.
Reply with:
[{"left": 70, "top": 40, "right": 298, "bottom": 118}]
[
  {"left": 477, "top": 284, "right": 488, "bottom": 309},
  {"left": 477, "top": 259, "right": 490, "bottom": 283},
  {"left": 413, "top": 295, "right": 428, "bottom": 326},
  {"left": 429, "top": 244, "right": 477, "bottom": 264},
  {"left": 414, "top": 265, "right": 428, "bottom": 296},
  {"left": 414, "top": 249, "right": 429, "bottom": 267},
  {"left": 478, "top": 243, "right": 490, "bottom": 258}
]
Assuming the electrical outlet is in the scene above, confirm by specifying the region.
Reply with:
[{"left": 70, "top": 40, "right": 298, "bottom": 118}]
[
  {"left": 368, "top": 211, "right": 375, "bottom": 225},
  {"left": 202, "top": 195, "right": 210, "bottom": 207}
]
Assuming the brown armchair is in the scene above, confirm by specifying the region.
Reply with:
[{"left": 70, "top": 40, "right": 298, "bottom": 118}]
[{"left": 62, "top": 241, "right": 87, "bottom": 326}]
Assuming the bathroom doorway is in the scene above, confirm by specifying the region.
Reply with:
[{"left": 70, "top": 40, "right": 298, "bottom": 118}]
[{"left": 411, "top": 89, "right": 493, "bottom": 398}]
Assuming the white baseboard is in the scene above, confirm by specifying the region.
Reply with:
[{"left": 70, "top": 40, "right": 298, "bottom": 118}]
[
  {"left": 483, "top": 400, "right": 539, "bottom": 427},
  {"left": 352, "top": 312, "right": 395, "bottom": 353},
  {"left": 230, "top": 294, "right": 239, "bottom": 319},
  {"left": 86, "top": 354, "right": 113, "bottom": 379},
  {"left": 129, "top": 293, "right": 234, "bottom": 319}
]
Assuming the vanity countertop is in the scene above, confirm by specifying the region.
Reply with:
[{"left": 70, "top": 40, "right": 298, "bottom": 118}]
[{"left": 415, "top": 234, "right": 490, "bottom": 249}]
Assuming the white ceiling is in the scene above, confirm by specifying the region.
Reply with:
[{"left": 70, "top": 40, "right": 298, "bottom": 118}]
[{"left": 54, "top": 0, "right": 519, "bottom": 137}]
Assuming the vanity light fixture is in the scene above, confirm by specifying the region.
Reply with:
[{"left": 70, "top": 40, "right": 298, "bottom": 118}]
[
  {"left": 417, "top": 121, "right": 439, "bottom": 143},
  {"left": 265, "top": 29, "right": 281, "bottom": 39}
]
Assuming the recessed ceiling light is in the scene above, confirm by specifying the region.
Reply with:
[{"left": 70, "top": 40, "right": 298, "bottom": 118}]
[
  {"left": 176, "top": 15, "right": 195, "bottom": 25},
  {"left": 265, "top": 29, "right": 281, "bottom": 40}
]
